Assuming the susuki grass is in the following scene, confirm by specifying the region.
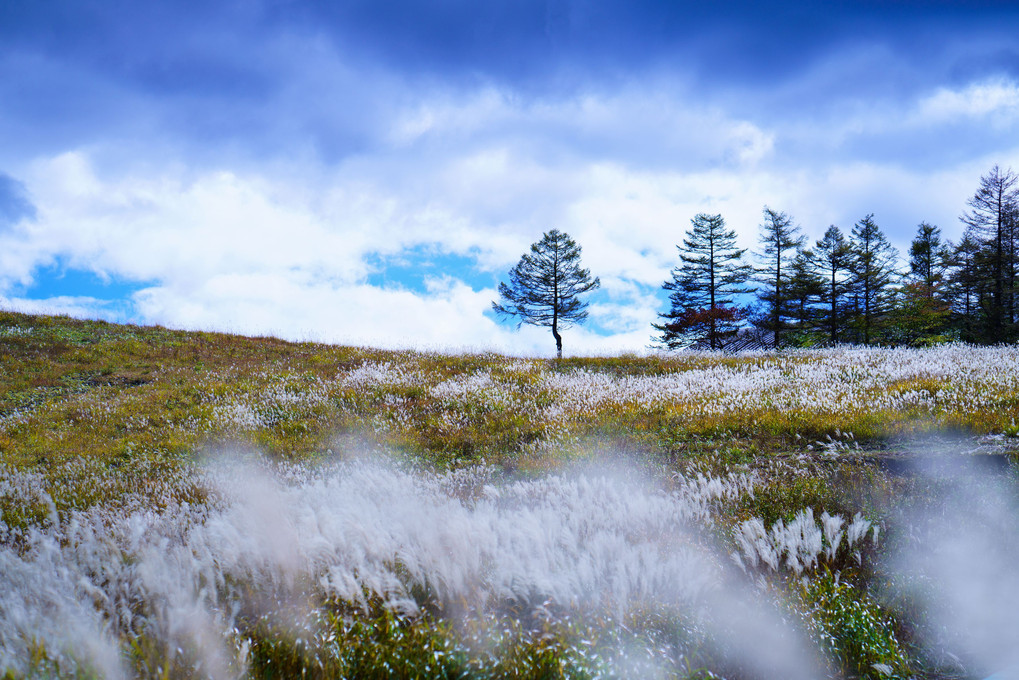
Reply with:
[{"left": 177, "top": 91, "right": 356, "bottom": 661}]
[
  {"left": 5, "top": 310, "right": 1019, "bottom": 473},
  {"left": 1, "top": 311, "right": 1018, "bottom": 678},
  {"left": 0, "top": 454, "right": 873, "bottom": 679}
]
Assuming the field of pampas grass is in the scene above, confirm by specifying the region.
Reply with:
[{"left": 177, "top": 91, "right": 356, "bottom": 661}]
[{"left": 2, "top": 310, "right": 1019, "bottom": 679}]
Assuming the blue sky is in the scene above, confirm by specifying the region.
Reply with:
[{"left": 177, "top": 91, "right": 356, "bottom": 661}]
[{"left": 2, "top": 0, "right": 1019, "bottom": 354}]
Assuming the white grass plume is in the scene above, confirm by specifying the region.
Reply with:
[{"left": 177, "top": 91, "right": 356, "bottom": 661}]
[
  {"left": 0, "top": 454, "right": 827, "bottom": 678},
  {"left": 735, "top": 509, "right": 876, "bottom": 575}
]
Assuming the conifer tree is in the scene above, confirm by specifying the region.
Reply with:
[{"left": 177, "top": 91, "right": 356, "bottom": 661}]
[
  {"left": 813, "top": 225, "right": 853, "bottom": 345},
  {"left": 889, "top": 222, "right": 953, "bottom": 345},
  {"left": 948, "top": 228, "right": 988, "bottom": 341},
  {"left": 753, "top": 207, "right": 806, "bottom": 348},
  {"left": 492, "top": 229, "right": 600, "bottom": 358},
  {"left": 908, "top": 222, "right": 951, "bottom": 297},
  {"left": 653, "top": 213, "right": 752, "bottom": 350},
  {"left": 785, "top": 248, "right": 825, "bottom": 342},
  {"left": 961, "top": 165, "right": 1019, "bottom": 341},
  {"left": 848, "top": 214, "right": 899, "bottom": 344}
]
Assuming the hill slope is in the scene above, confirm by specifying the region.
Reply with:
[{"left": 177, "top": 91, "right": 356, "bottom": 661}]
[
  {"left": 2, "top": 311, "right": 1018, "bottom": 678},
  {"left": 3, "top": 310, "right": 1018, "bottom": 472}
]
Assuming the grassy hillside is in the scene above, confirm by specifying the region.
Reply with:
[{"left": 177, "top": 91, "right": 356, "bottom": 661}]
[{"left": 2, "top": 311, "right": 1018, "bottom": 679}]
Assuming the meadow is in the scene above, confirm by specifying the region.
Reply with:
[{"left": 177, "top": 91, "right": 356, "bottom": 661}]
[{"left": 2, "top": 310, "right": 1019, "bottom": 679}]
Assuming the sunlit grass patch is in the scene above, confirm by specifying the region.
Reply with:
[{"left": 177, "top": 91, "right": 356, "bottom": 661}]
[
  {"left": 6, "top": 311, "right": 1019, "bottom": 471},
  {"left": 797, "top": 571, "right": 912, "bottom": 679}
]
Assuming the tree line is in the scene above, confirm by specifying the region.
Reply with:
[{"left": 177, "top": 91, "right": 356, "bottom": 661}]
[{"left": 494, "top": 165, "right": 1019, "bottom": 354}]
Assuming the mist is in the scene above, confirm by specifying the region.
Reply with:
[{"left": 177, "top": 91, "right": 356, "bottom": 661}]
[
  {"left": 0, "top": 452, "right": 834, "bottom": 678},
  {"left": 9, "top": 439, "right": 1019, "bottom": 678},
  {"left": 882, "top": 449, "right": 1019, "bottom": 679}
]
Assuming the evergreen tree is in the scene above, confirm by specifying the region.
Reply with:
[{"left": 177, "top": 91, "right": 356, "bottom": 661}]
[
  {"left": 947, "top": 228, "right": 987, "bottom": 342},
  {"left": 492, "top": 229, "right": 600, "bottom": 358},
  {"left": 753, "top": 206, "right": 805, "bottom": 348},
  {"left": 847, "top": 214, "right": 899, "bottom": 344},
  {"left": 961, "top": 164, "right": 1019, "bottom": 341},
  {"left": 813, "top": 225, "right": 853, "bottom": 345},
  {"left": 888, "top": 282, "right": 952, "bottom": 346},
  {"left": 887, "top": 222, "right": 952, "bottom": 345},
  {"left": 653, "top": 213, "right": 752, "bottom": 350},
  {"left": 1008, "top": 200, "right": 1019, "bottom": 329},
  {"left": 908, "top": 222, "right": 951, "bottom": 298},
  {"left": 785, "top": 248, "right": 825, "bottom": 342}
]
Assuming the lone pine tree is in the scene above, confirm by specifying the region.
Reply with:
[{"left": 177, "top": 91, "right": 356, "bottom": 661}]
[{"left": 492, "top": 229, "right": 600, "bottom": 358}]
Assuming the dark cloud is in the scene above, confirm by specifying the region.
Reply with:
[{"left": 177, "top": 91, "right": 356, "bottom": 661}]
[
  {"left": 1, "top": 0, "right": 1019, "bottom": 166},
  {"left": 6, "top": 1, "right": 1019, "bottom": 94},
  {"left": 0, "top": 1, "right": 284, "bottom": 159},
  {"left": 0, "top": 174, "right": 36, "bottom": 227},
  {"left": 269, "top": 0, "right": 1019, "bottom": 87}
]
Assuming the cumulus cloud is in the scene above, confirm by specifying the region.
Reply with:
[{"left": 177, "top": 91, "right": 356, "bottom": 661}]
[
  {"left": 133, "top": 275, "right": 506, "bottom": 350},
  {"left": 1, "top": 295, "right": 130, "bottom": 322},
  {"left": 918, "top": 78, "right": 1019, "bottom": 124},
  {"left": 0, "top": 150, "right": 650, "bottom": 353}
]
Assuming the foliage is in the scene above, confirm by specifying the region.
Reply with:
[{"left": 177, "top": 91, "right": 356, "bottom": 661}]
[
  {"left": 886, "top": 283, "right": 953, "bottom": 347},
  {"left": 754, "top": 206, "right": 806, "bottom": 348},
  {"left": 908, "top": 222, "right": 951, "bottom": 296},
  {"left": 799, "top": 572, "right": 912, "bottom": 679},
  {"left": 655, "top": 306, "right": 746, "bottom": 352},
  {"left": 960, "top": 164, "right": 1019, "bottom": 342},
  {"left": 653, "top": 213, "right": 752, "bottom": 350},
  {"left": 784, "top": 248, "right": 826, "bottom": 341},
  {"left": 846, "top": 214, "right": 900, "bottom": 345},
  {"left": 813, "top": 224, "right": 855, "bottom": 345},
  {"left": 492, "top": 229, "right": 600, "bottom": 358},
  {"left": 680, "top": 165, "right": 1019, "bottom": 348}
]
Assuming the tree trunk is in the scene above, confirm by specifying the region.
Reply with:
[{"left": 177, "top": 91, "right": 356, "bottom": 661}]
[
  {"left": 774, "top": 252, "right": 782, "bottom": 349},
  {"left": 553, "top": 263, "right": 562, "bottom": 358},
  {"left": 995, "top": 195, "right": 1005, "bottom": 338},
  {"left": 830, "top": 269, "right": 838, "bottom": 345}
]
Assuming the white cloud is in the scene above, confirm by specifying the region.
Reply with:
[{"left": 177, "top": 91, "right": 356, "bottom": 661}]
[
  {"left": 2, "top": 143, "right": 983, "bottom": 355},
  {"left": 384, "top": 83, "right": 776, "bottom": 175},
  {"left": 726, "top": 121, "right": 775, "bottom": 166},
  {"left": 588, "top": 286, "right": 662, "bottom": 335},
  {"left": 918, "top": 78, "right": 1019, "bottom": 124},
  {"left": 8, "top": 74, "right": 1019, "bottom": 356},
  {"left": 128, "top": 272, "right": 638, "bottom": 356},
  {"left": 131, "top": 275, "right": 503, "bottom": 349}
]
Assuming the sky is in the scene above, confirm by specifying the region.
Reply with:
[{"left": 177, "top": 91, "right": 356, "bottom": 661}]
[{"left": 3, "top": 0, "right": 1019, "bottom": 355}]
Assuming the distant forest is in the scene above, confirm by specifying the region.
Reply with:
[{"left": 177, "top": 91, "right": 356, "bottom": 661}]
[{"left": 653, "top": 165, "right": 1019, "bottom": 350}]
